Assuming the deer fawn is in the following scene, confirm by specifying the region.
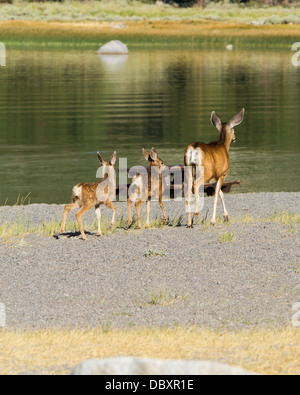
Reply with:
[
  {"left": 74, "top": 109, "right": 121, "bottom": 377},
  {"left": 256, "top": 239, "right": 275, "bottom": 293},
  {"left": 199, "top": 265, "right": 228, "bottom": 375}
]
[
  {"left": 127, "top": 148, "right": 168, "bottom": 229},
  {"left": 59, "top": 151, "right": 117, "bottom": 240},
  {"left": 185, "top": 109, "right": 245, "bottom": 228}
]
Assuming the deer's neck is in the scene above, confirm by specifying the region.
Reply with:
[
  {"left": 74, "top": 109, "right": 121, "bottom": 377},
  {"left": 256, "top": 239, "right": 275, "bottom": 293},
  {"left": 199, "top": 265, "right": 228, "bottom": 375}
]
[
  {"left": 148, "top": 164, "right": 159, "bottom": 174},
  {"left": 218, "top": 131, "right": 231, "bottom": 153}
]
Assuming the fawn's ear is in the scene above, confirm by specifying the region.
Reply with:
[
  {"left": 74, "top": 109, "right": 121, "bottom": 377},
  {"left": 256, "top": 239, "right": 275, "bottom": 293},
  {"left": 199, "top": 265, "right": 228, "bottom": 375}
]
[
  {"left": 110, "top": 151, "right": 117, "bottom": 166},
  {"left": 211, "top": 111, "right": 222, "bottom": 132},
  {"left": 150, "top": 147, "right": 158, "bottom": 161},
  {"left": 142, "top": 148, "right": 150, "bottom": 161},
  {"left": 229, "top": 108, "right": 245, "bottom": 129},
  {"left": 97, "top": 152, "right": 105, "bottom": 165}
]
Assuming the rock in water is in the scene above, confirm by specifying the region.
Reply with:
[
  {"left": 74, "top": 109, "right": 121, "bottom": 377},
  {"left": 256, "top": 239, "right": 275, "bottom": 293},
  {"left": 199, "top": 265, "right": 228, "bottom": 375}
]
[{"left": 97, "top": 41, "right": 129, "bottom": 55}]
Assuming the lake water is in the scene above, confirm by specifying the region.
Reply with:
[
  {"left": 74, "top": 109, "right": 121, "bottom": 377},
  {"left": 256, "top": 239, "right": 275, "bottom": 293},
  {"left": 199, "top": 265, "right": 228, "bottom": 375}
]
[{"left": 0, "top": 48, "right": 300, "bottom": 204}]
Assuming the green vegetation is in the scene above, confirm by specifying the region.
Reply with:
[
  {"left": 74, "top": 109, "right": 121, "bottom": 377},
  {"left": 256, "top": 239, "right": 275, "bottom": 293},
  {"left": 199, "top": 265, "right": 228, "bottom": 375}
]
[
  {"left": 144, "top": 288, "right": 190, "bottom": 306},
  {"left": 0, "top": 210, "right": 299, "bottom": 243},
  {"left": 1, "top": 193, "right": 32, "bottom": 207},
  {"left": 219, "top": 230, "right": 236, "bottom": 242},
  {"left": 144, "top": 249, "right": 168, "bottom": 257},
  {"left": 1, "top": 1, "right": 300, "bottom": 24},
  {"left": 270, "top": 210, "right": 300, "bottom": 226},
  {"left": 0, "top": 1, "right": 300, "bottom": 48}
]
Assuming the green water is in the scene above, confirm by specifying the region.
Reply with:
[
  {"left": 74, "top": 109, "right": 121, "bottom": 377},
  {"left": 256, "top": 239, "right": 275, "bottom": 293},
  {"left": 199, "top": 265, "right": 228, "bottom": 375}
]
[{"left": 0, "top": 48, "right": 299, "bottom": 204}]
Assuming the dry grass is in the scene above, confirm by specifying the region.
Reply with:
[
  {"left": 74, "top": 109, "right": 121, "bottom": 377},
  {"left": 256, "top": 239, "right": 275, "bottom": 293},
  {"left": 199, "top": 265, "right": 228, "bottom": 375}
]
[
  {"left": 0, "top": 327, "right": 299, "bottom": 375},
  {"left": 1, "top": 20, "right": 300, "bottom": 48},
  {"left": 0, "top": 19, "right": 298, "bottom": 38}
]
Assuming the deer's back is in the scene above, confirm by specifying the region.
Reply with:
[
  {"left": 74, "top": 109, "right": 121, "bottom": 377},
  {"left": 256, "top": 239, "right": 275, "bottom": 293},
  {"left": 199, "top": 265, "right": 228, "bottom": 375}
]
[{"left": 185, "top": 142, "right": 229, "bottom": 182}]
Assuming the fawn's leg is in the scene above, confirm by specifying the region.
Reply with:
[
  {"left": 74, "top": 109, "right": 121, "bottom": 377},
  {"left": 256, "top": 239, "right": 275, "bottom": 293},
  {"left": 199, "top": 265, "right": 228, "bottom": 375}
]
[
  {"left": 135, "top": 199, "right": 144, "bottom": 229},
  {"left": 127, "top": 198, "right": 133, "bottom": 226},
  {"left": 105, "top": 199, "right": 117, "bottom": 230},
  {"left": 95, "top": 204, "right": 103, "bottom": 237},
  {"left": 60, "top": 202, "right": 78, "bottom": 233},
  {"left": 146, "top": 200, "right": 151, "bottom": 228},
  {"left": 75, "top": 201, "right": 94, "bottom": 240},
  {"left": 159, "top": 196, "right": 168, "bottom": 224}
]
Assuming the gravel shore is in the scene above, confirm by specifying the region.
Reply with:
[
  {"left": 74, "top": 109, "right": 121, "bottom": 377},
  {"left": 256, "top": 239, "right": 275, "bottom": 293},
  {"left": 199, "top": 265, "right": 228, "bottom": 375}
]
[{"left": 0, "top": 192, "right": 299, "bottom": 330}]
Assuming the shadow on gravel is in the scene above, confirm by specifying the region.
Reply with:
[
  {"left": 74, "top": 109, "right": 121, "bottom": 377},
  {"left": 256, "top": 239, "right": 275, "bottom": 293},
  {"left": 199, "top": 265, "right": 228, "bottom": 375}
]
[{"left": 53, "top": 231, "right": 95, "bottom": 240}]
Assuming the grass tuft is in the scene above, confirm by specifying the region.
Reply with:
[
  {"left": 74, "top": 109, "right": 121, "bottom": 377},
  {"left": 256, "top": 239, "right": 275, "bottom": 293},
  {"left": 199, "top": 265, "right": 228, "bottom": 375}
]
[
  {"left": 144, "top": 289, "right": 190, "bottom": 306},
  {"left": 144, "top": 249, "right": 168, "bottom": 258},
  {"left": 219, "top": 231, "right": 235, "bottom": 243}
]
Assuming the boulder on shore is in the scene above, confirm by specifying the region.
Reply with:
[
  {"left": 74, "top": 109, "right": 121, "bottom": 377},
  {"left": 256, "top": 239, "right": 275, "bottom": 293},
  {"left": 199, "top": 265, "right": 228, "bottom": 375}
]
[
  {"left": 70, "top": 357, "right": 258, "bottom": 375},
  {"left": 97, "top": 40, "right": 129, "bottom": 55}
]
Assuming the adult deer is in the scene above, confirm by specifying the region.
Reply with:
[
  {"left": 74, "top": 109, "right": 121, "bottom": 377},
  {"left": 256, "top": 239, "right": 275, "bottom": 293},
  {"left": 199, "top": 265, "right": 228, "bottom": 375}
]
[
  {"left": 59, "top": 151, "right": 117, "bottom": 240},
  {"left": 185, "top": 109, "right": 245, "bottom": 228},
  {"left": 127, "top": 148, "right": 168, "bottom": 229}
]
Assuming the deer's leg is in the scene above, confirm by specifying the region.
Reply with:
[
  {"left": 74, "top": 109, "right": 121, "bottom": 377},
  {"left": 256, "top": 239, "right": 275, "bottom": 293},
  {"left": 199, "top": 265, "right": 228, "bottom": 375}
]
[
  {"left": 135, "top": 199, "right": 144, "bottom": 229},
  {"left": 95, "top": 204, "right": 103, "bottom": 237},
  {"left": 60, "top": 202, "right": 78, "bottom": 234},
  {"left": 194, "top": 171, "right": 204, "bottom": 220},
  {"left": 105, "top": 199, "right": 117, "bottom": 230},
  {"left": 219, "top": 189, "right": 229, "bottom": 222},
  {"left": 75, "top": 201, "right": 94, "bottom": 240},
  {"left": 186, "top": 166, "right": 193, "bottom": 228},
  {"left": 127, "top": 198, "right": 133, "bottom": 226},
  {"left": 211, "top": 176, "right": 225, "bottom": 225},
  {"left": 193, "top": 180, "right": 199, "bottom": 218}
]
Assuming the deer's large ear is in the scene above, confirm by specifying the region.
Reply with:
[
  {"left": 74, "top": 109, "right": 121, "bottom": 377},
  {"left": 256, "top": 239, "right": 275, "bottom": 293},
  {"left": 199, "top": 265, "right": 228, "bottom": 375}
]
[
  {"left": 211, "top": 111, "right": 222, "bottom": 131},
  {"left": 97, "top": 152, "right": 105, "bottom": 165},
  {"left": 150, "top": 148, "right": 158, "bottom": 161},
  {"left": 142, "top": 148, "right": 150, "bottom": 161},
  {"left": 229, "top": 108, "right": 245, "bottom": 129},
  {"left": 110, "top": 151, "right": 117, "bottom": 166}
]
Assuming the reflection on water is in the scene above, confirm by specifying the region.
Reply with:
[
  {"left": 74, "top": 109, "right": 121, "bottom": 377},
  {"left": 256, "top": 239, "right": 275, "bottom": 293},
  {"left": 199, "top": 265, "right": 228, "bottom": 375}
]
[
  {"left": 97, "top": 54, "right": 129, "bottom": 70},
  {"left": 0, "top": 49, "right": 299, "bottom": 204}
]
